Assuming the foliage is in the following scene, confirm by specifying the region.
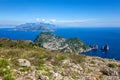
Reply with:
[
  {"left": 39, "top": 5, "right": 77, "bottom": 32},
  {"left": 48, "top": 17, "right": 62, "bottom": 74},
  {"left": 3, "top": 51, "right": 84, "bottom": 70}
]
[
  {"left": 51, "top": 53, "right": 68, "bottom": 66},
  {"left": 0, "top": 68, "right": 11, "bottom": 76},
  {"left": 19, "top": 67, "right": 30, "bottom": 72},
  {"left": 36, "top": 64, "right": 44, "bottom": 70},
  {"left": 0, "top": 42, "right": 3, "bottom": 47},
  {"left": 108, "top": 63, "right": 116, "bottom": 68},
  {"left": 0, "top": 58, "right": 9, "bottom": 68},
  {"left": 0, "top": 38, "right": 38, "bottom": 49},
  {"left": 3, "top": 75, "right": 14, "bottom": 80},
  {"left": 69, "top": 53, "right": 86, "bottom": 64}
]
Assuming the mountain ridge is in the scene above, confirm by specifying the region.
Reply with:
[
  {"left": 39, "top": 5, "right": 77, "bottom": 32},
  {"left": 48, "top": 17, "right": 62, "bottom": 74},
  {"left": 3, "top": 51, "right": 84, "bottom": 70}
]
[{"left": 14, "top": 22, "right": 55, "bottom": 32}]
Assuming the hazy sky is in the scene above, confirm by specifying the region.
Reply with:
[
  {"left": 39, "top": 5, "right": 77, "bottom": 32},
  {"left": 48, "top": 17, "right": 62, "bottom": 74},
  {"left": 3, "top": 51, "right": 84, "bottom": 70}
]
[{"left": 0, "top": 0, "right": 120, "bottom": 27}]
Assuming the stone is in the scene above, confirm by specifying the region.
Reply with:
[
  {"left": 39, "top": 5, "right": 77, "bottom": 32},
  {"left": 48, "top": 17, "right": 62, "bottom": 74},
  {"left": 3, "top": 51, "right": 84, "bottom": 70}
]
[
  {"left": 18, "top": 59, "right": 31, "bottom": 67},
  {"left": 50, "top": 71, "right": 63, "bottom": 80},
  {"left": 38, "top": 75, "right": 49, "bottom": 80}
]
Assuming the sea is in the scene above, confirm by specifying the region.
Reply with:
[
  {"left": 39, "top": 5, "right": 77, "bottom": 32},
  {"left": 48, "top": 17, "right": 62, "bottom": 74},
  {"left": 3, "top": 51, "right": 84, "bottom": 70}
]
[{"left": 0, "top": 27, "right": 120, "bottom": 60}]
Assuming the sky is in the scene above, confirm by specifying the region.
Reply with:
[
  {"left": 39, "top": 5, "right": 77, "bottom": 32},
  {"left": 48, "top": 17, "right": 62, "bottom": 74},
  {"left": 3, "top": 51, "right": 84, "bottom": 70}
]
[{"left": 0, "top": 0, "right": 120, "bottom": 27}]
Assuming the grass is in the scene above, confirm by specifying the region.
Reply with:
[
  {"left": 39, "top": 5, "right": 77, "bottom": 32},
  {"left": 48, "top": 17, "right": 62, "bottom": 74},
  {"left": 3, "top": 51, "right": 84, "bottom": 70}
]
[
  {"left": 68, "top": 53, "right": 86, "bottom": 64},
  {"left": 19, "top": 67, "right": 30, "bottom": 72},
  {"left": 36, "top": 64, "right": 45, "bottom": 70},
  {"left": 51, "top": 53, "right": 68, "bottom": 66}
]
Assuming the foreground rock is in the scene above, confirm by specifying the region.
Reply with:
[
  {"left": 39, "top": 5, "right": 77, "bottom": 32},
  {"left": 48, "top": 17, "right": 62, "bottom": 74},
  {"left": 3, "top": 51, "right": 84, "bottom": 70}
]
[{"left": 18, "top": 59, "right": 31, "bottom": 67}]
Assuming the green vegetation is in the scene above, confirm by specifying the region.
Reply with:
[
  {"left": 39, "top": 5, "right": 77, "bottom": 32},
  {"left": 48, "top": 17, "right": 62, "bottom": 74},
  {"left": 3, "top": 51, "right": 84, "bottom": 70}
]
[
  {"left": 0, "top": 58, "right": 14, "bottom": 80},
  {"left": 19, "top": 67, "right": 30, "bottom": 72},
  {"left": 0, "top": 38, "right": 38, "bottom": 49},
  {"left": 108, "top": 63, "right": 116, "bottom": 68},
  {"left": 0, "top": 38, "right": 120, "bottom": 80},
  {"left": 0, "top": 58, "right": 9, "bottom": 68},
  {"left": 36, "top": 64, "right": 44, "bottom": 70},
  {"left": 3, "top": 75, "right": 14, "bottom": 80},
  {"left": 69, "top": 53, "right": 86, "bottom": 64},
  {"left": 0, "top": 42, "right": 3, "bottom": 47}
]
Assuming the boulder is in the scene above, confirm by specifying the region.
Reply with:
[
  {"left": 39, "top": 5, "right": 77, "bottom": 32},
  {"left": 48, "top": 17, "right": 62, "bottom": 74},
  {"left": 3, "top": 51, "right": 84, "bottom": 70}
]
[{"left": 18, "top": 59, "right": 31, "bottom": 67}]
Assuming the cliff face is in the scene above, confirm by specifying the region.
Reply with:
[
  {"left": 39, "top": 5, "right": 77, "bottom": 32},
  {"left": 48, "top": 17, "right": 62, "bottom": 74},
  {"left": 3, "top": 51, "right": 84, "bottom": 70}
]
[
  {"left": 0, "top": 39, "right": 120, "bottom": 80},
  {"left": 34, "top": 32, "right": 90, "bottom": 53}
]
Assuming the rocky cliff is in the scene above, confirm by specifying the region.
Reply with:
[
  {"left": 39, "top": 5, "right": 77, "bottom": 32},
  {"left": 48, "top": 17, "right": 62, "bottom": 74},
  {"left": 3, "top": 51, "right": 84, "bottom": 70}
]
[{"left": 34, "top": 32, "right": 90, "bottom": 53}]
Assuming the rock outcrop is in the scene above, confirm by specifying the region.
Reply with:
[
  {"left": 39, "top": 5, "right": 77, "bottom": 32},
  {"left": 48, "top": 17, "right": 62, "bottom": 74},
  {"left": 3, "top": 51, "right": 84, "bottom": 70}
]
[{"left": 34, "top": 32, "right": 90, "bottom": 53}]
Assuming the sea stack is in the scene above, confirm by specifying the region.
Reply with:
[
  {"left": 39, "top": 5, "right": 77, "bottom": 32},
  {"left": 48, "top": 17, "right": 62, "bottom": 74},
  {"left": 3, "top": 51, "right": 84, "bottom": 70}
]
[
  {"left": 91, "top": 44, "right": 98, "bottom": 50},
  {"left": 101, "top": 45, "right": 109, "bottom": 51}
]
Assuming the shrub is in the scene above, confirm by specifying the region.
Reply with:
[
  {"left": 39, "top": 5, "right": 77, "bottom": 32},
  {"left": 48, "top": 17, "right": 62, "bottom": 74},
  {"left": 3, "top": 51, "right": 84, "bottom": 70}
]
[
  {"left": 0, "top": 43, "right": 3, "bottom": 47},
  {"left": 56, "top": 54, "right": 67, "bottom": 61},
  {"left": 18, "top": 45, "right": 24, "bottom": 49},
  {"left": 0, "top": 68, "right": 11, "bottom": 76},
  {"left": 0, "top": 59, "right": 9, "bottom": 68},
  {"left": 108, "top": 63, "right": 116, "bottom": 68},
  {"left": 3, "top": 75, "right": 14, "bottom": 80}
]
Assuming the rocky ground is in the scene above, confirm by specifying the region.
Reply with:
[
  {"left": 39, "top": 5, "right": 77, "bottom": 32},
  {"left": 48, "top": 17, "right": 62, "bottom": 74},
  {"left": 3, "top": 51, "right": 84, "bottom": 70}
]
[{"left": 0, "top": 38, "right": 120, "bottom": 80}]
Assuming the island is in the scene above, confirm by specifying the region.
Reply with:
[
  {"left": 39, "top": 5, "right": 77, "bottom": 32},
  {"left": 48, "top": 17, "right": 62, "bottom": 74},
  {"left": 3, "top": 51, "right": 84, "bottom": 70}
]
[
  {"left": 34, "top": 32, "right": 91, "bottom": 53},
  {"left": 14, "top": 22, "right": 55, "bottom": 32}
]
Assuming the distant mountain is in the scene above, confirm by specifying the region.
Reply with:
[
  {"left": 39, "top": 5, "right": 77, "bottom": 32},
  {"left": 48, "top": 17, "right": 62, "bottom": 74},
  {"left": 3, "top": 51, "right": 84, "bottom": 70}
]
[{"left": 14, "top": 22, "right": 55, "bottom": 32}]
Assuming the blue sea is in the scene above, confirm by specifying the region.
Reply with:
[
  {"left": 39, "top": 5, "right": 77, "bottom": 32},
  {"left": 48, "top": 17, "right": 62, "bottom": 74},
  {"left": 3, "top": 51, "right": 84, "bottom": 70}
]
[{"left": 0, "top": 27, "right": 120, "bottom": 60}]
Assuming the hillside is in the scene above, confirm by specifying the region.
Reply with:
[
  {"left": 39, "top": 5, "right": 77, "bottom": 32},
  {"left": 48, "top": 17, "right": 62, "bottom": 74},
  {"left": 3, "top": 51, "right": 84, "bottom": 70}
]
[{"left": 0, "top": 38, "right": 120, "bottom": 80}]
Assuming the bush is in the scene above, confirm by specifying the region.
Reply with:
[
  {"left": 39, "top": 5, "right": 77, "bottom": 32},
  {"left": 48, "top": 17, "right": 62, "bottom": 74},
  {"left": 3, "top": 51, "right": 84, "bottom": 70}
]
[
  {"left": 0, "top": 43, "right": 3, "bottom": 47},
  {"left": 18, "top": 45, "right": 24, "bottom": 48},
  {"left": 3, "top": 75, "right": 14, "bottom": 80},
  {"left": 0, "top": 68, "right": 11, "bottom": 76},
  {"left": 56, "top": 54, "right": 67, "bottom": 61},
  {"left": 108, "top": 63, "right": 116, "bottom": 68},
  {"left": 0, "top": 59, "right": 9, "bottom": 68}
]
